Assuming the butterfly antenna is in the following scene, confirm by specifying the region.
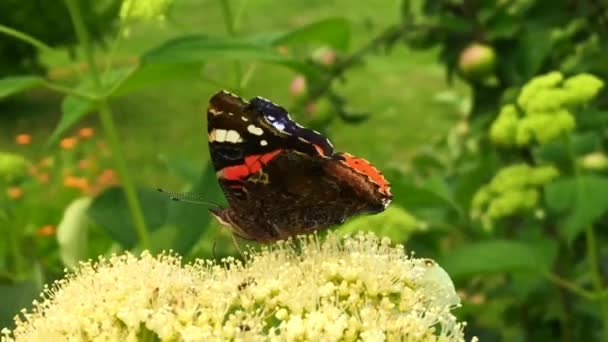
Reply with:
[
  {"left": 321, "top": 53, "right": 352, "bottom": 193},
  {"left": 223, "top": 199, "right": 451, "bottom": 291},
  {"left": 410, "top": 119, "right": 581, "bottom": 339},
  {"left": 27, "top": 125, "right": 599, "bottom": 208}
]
[{"left": 157, "top": 188, "right": 221, "bottom": 208}]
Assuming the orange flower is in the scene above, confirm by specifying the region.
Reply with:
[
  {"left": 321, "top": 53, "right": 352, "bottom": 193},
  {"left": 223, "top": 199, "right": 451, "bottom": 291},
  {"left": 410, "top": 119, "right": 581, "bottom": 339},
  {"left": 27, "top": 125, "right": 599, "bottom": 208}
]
[
  {"left": 97, "top": 168, "right": 119, "bottom": 186},
  {"left": 60, "top": 137, "right": 78, "bottom": 150},
  {"left": 78, "top": 158, "right": 92, "bottom": 170},
  {"left": 16, "top": 134, "right": 31, "bottom": 145},
  {"left": 64, "top": 176, "right": 90, "bottom": 192},
  {"left": 7, "top": 187, "right": 23, "bottom": 199},
  {"left": 28, "top": 165, "right": 39, "bottom": 176},
  {"left": 39, "top": 157, "right": 54, "bottom": 168},
  {"left": 78, "top": 127, "right": 95, "bottom": 139},
  {"left": 36, "top": 225, "right": 56, "bottom": 237},
  {"left": 37, "top": 172, "right": 50, "bottom": 184}
]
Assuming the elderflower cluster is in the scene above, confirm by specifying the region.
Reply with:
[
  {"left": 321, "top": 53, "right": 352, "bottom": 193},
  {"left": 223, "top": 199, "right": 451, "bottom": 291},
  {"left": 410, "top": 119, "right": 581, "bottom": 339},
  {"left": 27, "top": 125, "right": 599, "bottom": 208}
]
[
  {"left": 0, "top": 152, "right": 30, "bottom": 184},
  {"left": 490, "top": 71, "right": 604, "bottom": 146},
  {"left": 471, "top": 164, "right": 559, "bottom": 229},
  {"left": 1, "top": 232, "right": 467, "bottom": 342}
]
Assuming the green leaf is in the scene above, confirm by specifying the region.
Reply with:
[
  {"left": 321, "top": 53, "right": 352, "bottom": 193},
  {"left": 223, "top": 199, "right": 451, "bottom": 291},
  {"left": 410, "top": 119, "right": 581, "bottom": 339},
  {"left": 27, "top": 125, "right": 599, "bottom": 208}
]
[
  {"left": 436, "top": 13, "right": 473, "bottom": 33},
  {"left": 0, "top": 76, "right": 44, "bottom": 99},
  {"left": 165, "top": 163, "right": 225, "bottom": 254},
  {"left": 389, "top": 172, "right": 463, "bottom": 217},
  {"left": 545, "top": 175, "right": 608, "bottom": 242},
  {"left": 485, "top": 12, "right": 520, "bottom": 40},
  {"left": 269, "top": 18, "right": 351, "bottom": 51},
  {"left": 141, "top": 35, "right": 322, "bottom": 82},
  {"left": 57, "top": 197, "right": 93, "bottom": 269},
  {"left": 107, "top": 64, "right": 201, "bottom": 98},
  {"left": 47, "top": 95, "right": 96, "bottom": 147},
  {"left": 48, "top": 66, "right": 170, "bottom": 146},
  {"left": 440, "top": 239, "right": 557, "bottom": 279},
  {"left": 0, "top": 279, "right": 40, "bottom": 330},
  {"left": 88, "top": 187, "right": 169, "bottom": 248},
  {"left": 518, "top": 25, "right": 553, "bottom": 79}
]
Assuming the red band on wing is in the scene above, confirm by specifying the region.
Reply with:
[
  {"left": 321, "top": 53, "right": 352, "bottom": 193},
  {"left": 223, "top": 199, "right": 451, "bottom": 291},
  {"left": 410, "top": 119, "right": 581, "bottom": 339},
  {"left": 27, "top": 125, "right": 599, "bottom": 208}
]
[
  {"left": 219, "top": 149, "right": 282, "bottom": 181},
  {"left": 340, "top": 153, "right": 391, "bottom": 196}
]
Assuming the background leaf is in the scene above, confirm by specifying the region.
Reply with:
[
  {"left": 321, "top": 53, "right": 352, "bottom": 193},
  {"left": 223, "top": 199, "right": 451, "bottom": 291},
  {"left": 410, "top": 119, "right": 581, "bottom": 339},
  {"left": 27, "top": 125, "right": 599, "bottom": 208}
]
[
  {"left": 87, "top": 187, "right": 168, "bottom": 249},
  {"left": 269, "top": 17, "right": 351, "bottom": 51},
  {"left": 56, "top": 197, "right": 93, "bottom": 269},
  {"left": 545, "top": 175, "right": 608, "bottom": 242},
  {"left": 0, "top": 76, "right": 44, "bottom": 99},
  {"left": 141, "top": 35, "right": 322, "bottom": 82},
  {"left": 165, "top": 162, "right": 225, "bottom": 254},
  {"left": 440, "top": 239, "right": 558, "bottom": 279}
]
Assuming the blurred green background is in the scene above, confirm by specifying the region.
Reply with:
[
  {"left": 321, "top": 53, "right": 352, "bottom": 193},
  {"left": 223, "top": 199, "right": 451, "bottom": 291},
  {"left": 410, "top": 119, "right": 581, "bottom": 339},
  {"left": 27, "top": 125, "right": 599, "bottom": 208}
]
[{"left": 2, "top": 0, "right": 608, "bottom": 340}]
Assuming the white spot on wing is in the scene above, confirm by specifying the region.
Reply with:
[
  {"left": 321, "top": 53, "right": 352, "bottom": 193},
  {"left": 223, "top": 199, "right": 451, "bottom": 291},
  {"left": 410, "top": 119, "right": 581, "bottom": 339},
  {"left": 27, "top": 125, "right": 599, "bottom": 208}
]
[
  {"left": 208, "top": 108, "right": 222, "bottom": 115},
  {"left": 260, "top": 140, "right": 268, "bottom": 146},
  {"left": 241, "top": 116, "right": 248, "bottom": 122},
  {"left": 247, "top": 125, "right": 264, "bottom": 136},
  {"left": 208, "top": 130, "right": 216, "bottom": 142},
  {"left": 214, "top": 129, "right": 227, "bottom": 142},
  {"left": 225, "top": 130, "right": 243, "bottom": 143}
]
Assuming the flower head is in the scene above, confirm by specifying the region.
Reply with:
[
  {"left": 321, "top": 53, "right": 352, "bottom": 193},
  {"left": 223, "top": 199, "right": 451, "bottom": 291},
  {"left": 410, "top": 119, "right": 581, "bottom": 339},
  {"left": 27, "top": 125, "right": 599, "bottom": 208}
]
[
  {"left": 471, "top": 163, "right": 559, "bottom": 229},
  {"left": 59, "top": 137, "right": 78, "bottom": 150},
  {"left": 2, "top": 232, "right": 467, "bottom": 341},
  {"left": 15, "top": 134, "right": 31, "bottom": 145},
  {"left": 78, "top": 127, "right": 95, "bottom": 139},
  {"left": 491, "top": 71, "right": 604, "bottom": 147}
]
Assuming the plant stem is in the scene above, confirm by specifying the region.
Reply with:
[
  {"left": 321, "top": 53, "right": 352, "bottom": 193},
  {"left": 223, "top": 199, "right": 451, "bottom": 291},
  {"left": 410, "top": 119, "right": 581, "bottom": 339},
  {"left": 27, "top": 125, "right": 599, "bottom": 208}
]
[
  {"left": 219, "top": 0, "right": 243, "bottom": 91},
  {"left": 586, "top": 225, "right": 608, "bottom": 341},
  {"left": 64, "top": 0, "right": 151, "bottom": 250},
  {"left": 0, "top": 24, "right": 55, "bottom": 52},
  {"left": 103, "top": 0, "right": 135, "bottom": 75},
  {"left": 42, "top": 80, "right": 98, "bottom": 100},
  {"left": 543, "top": 272, "right": 596, "bottom": 300}
]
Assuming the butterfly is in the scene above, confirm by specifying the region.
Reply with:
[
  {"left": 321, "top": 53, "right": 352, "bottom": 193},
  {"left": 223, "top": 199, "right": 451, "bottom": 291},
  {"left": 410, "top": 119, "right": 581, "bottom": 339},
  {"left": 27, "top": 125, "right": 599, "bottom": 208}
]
[{"left": 207, "top": 90, "right": 392, "bottom": 242}]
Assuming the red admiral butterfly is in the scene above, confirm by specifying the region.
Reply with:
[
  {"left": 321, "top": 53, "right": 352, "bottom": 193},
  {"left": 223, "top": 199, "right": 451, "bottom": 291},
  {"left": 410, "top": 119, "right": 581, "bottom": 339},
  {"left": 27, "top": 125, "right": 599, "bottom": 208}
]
[{"left": 208, "top": 90, "right": 392, "bottom": 242}]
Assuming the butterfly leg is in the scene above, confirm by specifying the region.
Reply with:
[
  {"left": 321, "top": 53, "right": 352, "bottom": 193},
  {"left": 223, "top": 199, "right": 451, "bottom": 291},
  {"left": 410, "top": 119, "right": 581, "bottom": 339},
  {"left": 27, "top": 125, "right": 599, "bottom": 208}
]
[{"left": 231, "top": 233, "right": 246, "bottom": 259}]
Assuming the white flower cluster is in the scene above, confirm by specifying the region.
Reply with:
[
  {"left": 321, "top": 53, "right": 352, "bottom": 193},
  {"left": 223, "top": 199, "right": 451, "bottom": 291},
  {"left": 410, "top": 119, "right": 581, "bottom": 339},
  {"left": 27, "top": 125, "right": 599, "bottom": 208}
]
[{"left": 2, "top": 232, "right": 468, "bottom": 341}]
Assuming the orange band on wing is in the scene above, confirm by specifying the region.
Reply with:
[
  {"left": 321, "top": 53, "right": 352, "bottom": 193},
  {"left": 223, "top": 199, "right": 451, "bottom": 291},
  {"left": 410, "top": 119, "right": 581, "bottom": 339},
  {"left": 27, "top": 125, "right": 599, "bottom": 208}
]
[
  {"left": 219, "top": 149, "right": 282, "bottom": 181},
  {"left": 340, "top": 153, "right": 391, "bottom": 196}
]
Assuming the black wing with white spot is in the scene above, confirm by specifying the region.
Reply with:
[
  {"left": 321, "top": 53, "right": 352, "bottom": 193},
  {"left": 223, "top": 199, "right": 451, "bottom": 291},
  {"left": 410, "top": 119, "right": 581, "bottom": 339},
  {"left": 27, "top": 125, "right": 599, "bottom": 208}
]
[{"left": 249, "top": 97, "right": 334, "bottom": 157}]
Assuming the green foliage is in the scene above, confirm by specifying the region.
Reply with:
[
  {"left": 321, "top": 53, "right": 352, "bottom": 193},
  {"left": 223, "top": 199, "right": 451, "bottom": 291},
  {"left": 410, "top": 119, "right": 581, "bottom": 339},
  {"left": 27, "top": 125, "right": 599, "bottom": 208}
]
[
  {"left": 440, "top": 239, "right": 557, "bottom": 279},
  {"left": 0, "top": 0, "right": 121, "bottom": 77},
  {"left": 545, "top": 175, "right": 608, "bottom": 242}
]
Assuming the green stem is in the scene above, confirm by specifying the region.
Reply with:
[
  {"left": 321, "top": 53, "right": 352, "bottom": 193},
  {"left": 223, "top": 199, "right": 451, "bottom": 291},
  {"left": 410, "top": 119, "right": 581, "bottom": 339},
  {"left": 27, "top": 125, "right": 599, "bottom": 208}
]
[
  {"left": 0, "top": 24, "right": 55, "bottom": 52},
  {"left": 42, "top": 80, "right": 98, "bottom": 100},
  {"left": 586, "top": 225, "right": 608, "bottom": 340},
  {"left": 543, "top": 272, "right": 596, "bottom": 300},
  {"left": 219, "top": 0, "right": 243, "bottom": 91},
  {"left": 64, "top": 0, "right": 151, "bottom": 250},
  {"left": 103, "top": 0, "right": 135, "bottom": 75}
]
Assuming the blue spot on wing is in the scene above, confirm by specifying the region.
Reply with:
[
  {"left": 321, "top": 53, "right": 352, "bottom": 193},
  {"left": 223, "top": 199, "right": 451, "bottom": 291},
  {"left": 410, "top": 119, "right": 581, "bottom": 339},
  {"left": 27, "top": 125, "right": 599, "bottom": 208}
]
[{"left": 249, "top": 97, "right": 334, "bottom": 156}]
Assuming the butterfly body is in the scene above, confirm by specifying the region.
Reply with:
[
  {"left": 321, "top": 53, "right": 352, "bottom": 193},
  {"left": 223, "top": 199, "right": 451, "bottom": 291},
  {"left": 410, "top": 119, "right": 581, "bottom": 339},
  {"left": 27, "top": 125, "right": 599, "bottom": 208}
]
[{"left": 207, "top": 90, "right": 391, "bottom": 242}]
